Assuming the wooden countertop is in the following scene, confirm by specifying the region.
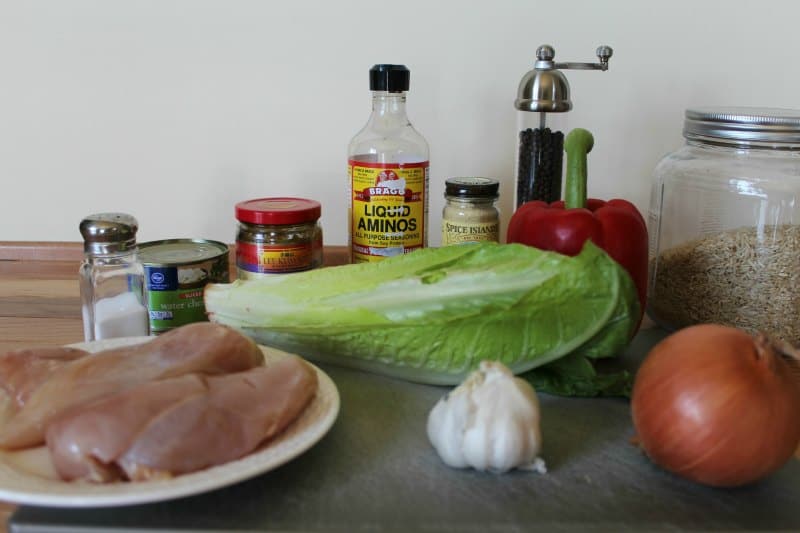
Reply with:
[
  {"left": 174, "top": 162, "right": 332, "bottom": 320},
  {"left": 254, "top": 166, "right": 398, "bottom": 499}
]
[{"left": 0, "top": 241, "right": 348, "bottom": 354}]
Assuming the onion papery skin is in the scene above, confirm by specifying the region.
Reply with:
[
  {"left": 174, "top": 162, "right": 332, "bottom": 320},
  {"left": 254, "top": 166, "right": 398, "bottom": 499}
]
[{"left": 631, "top": 324, "right": 800, "bottom": 487}]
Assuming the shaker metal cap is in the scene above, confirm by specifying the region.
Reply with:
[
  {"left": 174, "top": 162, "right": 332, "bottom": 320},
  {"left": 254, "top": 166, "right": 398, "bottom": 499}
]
[
  {"left": 684, "top": 107, "right": 800, "bottom": 146},
  {"left": 79, "top": 213, "right": 139, "bottom": 255}
]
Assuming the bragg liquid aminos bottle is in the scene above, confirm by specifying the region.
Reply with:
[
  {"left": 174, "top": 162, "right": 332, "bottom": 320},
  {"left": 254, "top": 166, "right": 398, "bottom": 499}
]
[{"left": 348, "top": 64, "right": 430, "bottom": 263}]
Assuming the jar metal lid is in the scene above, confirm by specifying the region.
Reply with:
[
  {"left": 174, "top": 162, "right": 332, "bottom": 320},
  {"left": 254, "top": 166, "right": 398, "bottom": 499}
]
[
  {"left": 236, "top": 197, "right": 321, "bottom": 226},
  {"left": 684, "top": 107, "right": 800, "bottom": 146},
  {"left": 79, "top": 213, "right": 138, "bottom": 255},
  {"left": 445, "top": 178, "right": 500, "bottom": 199}
]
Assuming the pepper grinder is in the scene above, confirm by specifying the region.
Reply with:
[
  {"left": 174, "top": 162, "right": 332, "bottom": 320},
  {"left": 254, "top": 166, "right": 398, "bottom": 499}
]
[{"left": 514, "top": 44, "right": 612, "bottom": 209}]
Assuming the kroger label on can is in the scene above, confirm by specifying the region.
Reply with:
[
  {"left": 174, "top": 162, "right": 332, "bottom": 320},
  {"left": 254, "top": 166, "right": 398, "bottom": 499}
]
[{"left": 139, "top": 239, "right": 229, "bottom": 334}]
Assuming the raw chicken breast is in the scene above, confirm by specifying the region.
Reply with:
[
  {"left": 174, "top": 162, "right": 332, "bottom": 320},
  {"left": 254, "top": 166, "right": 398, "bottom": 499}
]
[
  {"left": 0, "top": 347, "right": 88, "bottom": 408},
  {"left": 46, "top": 355, "right": 317, "bottom": 482},
  {"left": 0, "top": 323, "right": 264, "bottom": 449}
]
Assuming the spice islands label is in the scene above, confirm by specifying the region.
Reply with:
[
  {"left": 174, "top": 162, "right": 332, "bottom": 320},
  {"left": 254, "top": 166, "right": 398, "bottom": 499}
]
[
  {"left": 442, "top": 221, "right": 500, "bottom": 246},
  {"left": 349, "top": 160, "right": 428, "bottom": 263}
]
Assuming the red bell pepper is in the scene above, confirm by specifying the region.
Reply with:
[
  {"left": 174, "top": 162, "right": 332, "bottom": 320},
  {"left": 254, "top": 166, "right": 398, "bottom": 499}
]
[{"left": 507, "top": 128, "right": 648, "bottom": 325}]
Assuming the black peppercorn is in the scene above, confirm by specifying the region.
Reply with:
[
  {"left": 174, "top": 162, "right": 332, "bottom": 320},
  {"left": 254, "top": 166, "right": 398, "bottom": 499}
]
[{"left": 516, "top": 127, "right": 564, "bottom": 208}]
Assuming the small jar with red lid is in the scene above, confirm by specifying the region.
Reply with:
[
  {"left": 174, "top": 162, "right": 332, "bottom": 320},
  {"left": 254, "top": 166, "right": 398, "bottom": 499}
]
[{"left": 235, "top": 197, "right": 323, "bottom": 279}]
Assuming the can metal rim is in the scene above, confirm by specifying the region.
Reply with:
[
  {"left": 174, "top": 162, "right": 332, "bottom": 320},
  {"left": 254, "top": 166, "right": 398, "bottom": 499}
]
[{"left": 138, "top": 239, "right": 229, "bottom": 267}]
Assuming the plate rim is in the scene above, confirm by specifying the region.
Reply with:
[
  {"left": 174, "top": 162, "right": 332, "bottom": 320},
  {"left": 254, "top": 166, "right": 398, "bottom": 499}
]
[{"left": 0, "top": 336, "right": 340, "bottom": 507}]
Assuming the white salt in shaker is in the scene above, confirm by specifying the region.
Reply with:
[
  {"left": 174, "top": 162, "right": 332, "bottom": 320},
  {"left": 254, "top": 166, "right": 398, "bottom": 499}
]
[{"left": 79, "top": 213, "right": 150, "bottom": 341}]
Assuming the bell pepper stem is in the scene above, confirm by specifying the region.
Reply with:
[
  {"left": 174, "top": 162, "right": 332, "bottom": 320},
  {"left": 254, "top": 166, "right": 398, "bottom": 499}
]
[{"left": 564, "top": 128, "right": 594, "bottom": 209}]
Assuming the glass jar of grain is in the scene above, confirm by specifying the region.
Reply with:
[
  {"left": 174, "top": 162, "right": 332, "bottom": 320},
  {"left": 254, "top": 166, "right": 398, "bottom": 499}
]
[{"left": 648, "top": 107, "right": 800, "bottom": 343}]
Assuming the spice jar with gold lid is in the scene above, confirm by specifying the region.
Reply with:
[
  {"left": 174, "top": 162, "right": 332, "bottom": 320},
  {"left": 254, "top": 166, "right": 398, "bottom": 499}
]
[
  {"left": 441, "top": 178, "right": 500, "bottom": 246},
  {"left": 648, "top": 107, "right": 800, "bottom": 343}
]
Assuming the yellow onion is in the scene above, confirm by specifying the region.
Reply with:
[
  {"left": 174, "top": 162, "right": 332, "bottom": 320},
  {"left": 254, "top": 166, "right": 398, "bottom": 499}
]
[{"left": 631, "top": 324, "right": 800, "bottom": 487}]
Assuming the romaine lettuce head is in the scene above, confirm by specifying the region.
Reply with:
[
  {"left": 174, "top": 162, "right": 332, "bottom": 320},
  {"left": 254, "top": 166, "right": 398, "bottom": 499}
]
[{"left": 205, "top": 242, "right": 638, "bottom": 385}]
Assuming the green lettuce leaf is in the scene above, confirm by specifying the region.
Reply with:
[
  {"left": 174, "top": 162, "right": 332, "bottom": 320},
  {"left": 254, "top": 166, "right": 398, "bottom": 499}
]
[
  {"left": 205, "top": 242, "right": 638, "bottom": 385},
  {"left": 574, "top": 250, "right": 640, "bottom": 359},
  {"left": 523, "top": 352, "right": 633, "bottom": 398}
]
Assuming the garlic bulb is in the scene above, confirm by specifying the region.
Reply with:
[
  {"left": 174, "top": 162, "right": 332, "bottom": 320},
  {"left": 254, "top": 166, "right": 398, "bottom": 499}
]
[{"left": 426, "top": 360, "right": 546, "bottom": 474}]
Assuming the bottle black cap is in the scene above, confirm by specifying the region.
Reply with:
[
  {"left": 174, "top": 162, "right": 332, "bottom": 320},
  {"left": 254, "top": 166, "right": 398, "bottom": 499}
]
[
  {"left": 445, "top": 178, "right": 500, "bottom": 199},
  {"left": 370, "top": 64, "right": 410, "bottom": 92}
]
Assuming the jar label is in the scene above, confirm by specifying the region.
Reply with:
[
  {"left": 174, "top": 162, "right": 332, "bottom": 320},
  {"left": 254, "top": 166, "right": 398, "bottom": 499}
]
[
  {"left": 348, "top": 160, "right": 428, "bottom": 263},
  {"left": 237, "top": 242, "right": 315, "bottom": 275},
  {"left": 442, "top": 221, "right": 500, "bottom": 245}
]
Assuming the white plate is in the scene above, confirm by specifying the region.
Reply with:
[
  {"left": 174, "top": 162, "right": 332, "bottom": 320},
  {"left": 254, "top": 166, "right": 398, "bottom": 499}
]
[{"left": 0, "top": 337, "right": 340, "bottom": 508}]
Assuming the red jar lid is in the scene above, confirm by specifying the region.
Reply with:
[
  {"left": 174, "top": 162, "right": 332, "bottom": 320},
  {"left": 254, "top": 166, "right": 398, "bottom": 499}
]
[{"left": 236, "top": 197, "right": 321, "bottom": 225}]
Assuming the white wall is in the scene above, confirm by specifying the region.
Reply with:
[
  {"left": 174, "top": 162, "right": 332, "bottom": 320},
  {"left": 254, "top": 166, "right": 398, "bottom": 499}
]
[{"left": 1, "top": 0, "right": 798, "bottom": 246}]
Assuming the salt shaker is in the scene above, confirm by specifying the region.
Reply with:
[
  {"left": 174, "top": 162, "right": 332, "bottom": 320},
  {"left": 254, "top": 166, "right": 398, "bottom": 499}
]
[{"left": 79, "top": 213, "right": 150, "bottom": 341}]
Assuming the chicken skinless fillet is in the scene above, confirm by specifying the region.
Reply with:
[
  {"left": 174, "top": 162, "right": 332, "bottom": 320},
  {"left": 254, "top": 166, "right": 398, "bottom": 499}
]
[
  {"left": 46, "top": 355, "right": 318, "bottom": 482},
  {"left": 0, "top": 323, "right": 264, "bottom": 449},
  {"left": 0, "top": 347, "right": 88, "bottom": 409}
]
